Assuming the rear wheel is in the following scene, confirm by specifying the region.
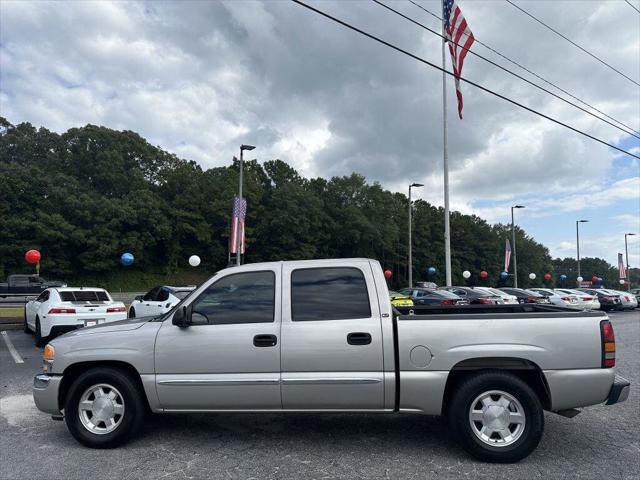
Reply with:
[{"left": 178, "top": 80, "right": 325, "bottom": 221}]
[
  {"left": 447, "top": 371, "right": 544, "bottom": 463},
  {"left": 34, "top": 317, "right": 47, "bottom": 347},
  {"left": 23, "top": 309, "right": 32, "bottom": 334},
  {"left": 64, "top": 367, "right": 145, "bottom": 448}
]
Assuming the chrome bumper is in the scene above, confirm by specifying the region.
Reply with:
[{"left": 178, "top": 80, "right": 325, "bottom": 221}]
[
  {"left": 33, "top": 374, "right": 63, "bottom": 416},
  {"left": 605, "top": 375, "right": 631, "bottom": 405}
]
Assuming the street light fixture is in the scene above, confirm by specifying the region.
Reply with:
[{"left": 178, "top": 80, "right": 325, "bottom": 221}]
[
  {"left": 625, "top": 233, "right": 636, "bottom": 291},
  {"left": 408, "top": 183, "right": 424, "bottom": 287},
  {"left": 511, "top": 205, "right": 525, "bottom": 288},
  {"left": 576, "top": 220, "right": 589, "bottom": 280},
  {"left": 236, "top": 144, "right": 256, "bottom": 265}
]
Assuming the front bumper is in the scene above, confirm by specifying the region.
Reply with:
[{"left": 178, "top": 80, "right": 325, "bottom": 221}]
[
  {"left": 605, "top": 375, "right": 631, "bottom": 405},
  {"left": 33, "top": 374, "right": 63, "bottom": 416}
]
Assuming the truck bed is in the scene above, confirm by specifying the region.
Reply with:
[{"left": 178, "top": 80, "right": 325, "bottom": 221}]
[{"left": 394, "top": 303, "right": 604, "bottom": 318}]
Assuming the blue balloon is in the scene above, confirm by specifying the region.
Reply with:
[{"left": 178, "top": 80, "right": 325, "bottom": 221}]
[
  {"left": 120, "top": 252, "right": 134, "bottom": 266},
  {"left": 500, "top": 271, "right": 509, "bottom": 279},
  {"left": 598, "top": 277, "right": 603, "bottom": 283},
  {"left": 560, "top": 274, "right": 567, "bottom": 280},
  {"left": 427, "top": 267, "right": 436, "bottom": 275}
]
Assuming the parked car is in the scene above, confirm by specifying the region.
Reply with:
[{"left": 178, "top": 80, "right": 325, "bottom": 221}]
[
  {"left": 128, "top": 286, "right": 196, "bottom": 318},
  {"left": 554, "top": 289, "right": 601, "bottom": 310},
  {"left": 33, "top": 258, "right": 630, "bottom": 463},
  {"left": 576, "top": 288, "right": 622, "bottom": 311},
  {"left": 528, "top": 288, "right": 579, "bottom": 308},
  {"left": 473, "top": 287, "right": 519, "bottom": 305},
  {"left": 630, "top": 288, "right": 640, "bottom": 305},
  {"left": 439, "top": 286, "right": 502, "bottom": 304},
  {"left": 25, "top": 288, "right": 127, "bottom": 347},
  {"left": 398, "top": 287, "right": 467, "bottom": 306},
  {"left": 0, "top": 274, "right": 65, "bottom": 296},
  {"left": 605, "top": 290, "right": 638, "bottom": 310},
  {"left": 498, "top": 288, "right": 550, "bottom": 304},
  {"left": 389, "top": 291, "right": 414, "bottom": 307}
]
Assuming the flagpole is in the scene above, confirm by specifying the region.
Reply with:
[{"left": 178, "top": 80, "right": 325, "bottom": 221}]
[{"left": 442, "top": 2, "right": 452, "bottom": 287}]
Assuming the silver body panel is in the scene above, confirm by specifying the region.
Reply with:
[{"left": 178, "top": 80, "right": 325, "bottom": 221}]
[{"left": 33, "top": 258, "right": 624, "bottom": 418}]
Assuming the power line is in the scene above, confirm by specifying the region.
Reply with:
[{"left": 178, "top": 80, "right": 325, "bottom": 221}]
[
  {"left": 373, "top": 0, "right": 640, "bottom": 140},
  {"left": 625, "top": 1, "right": 640, "bottom": 14},
  {"left": 407, "top": 0, "right": 640, "bottom": 138},
  {"left": 506, "top": 0, "right": 640, "bottom": 87},
  {"left": 290, "top": 0, "right": 640, "bottom": 161}
]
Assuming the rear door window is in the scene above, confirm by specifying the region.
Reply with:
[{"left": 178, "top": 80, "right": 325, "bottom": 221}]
[{"left": 291, "top": 267, "right": 371, "bottom": 321}]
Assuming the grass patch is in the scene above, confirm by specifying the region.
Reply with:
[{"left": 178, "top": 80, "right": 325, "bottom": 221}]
[{"left": 0, "top": 307, "right": 24, "bottom": 318}]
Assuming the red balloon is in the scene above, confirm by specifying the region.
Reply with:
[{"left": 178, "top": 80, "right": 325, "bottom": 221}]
[
  {"left": 544, "top": 273, "right": 552, "bottom": 281},
  {"left": 383, "top": 270, "right": 392, "bottom": 279},
  {"left": 480, "top": 271, "right": 488, "bottom": 279},
  {"left": 25, "top": 249, "right": 41, "bottom": 264},
  {"left": 591, "top": 275, "right": 598, "bottom": 283}
]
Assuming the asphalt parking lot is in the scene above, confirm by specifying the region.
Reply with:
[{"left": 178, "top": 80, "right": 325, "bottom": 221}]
[{"left": 1, "top": 310, "right": 638, "bottom": 480}]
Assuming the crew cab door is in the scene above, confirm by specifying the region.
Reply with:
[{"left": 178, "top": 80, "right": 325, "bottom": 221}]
[
  {"left": 280, "top": 261, "right": 385, "bottom": 409},
  {"left": 154, "top": 267, "right": 281, "bottom": 410}
]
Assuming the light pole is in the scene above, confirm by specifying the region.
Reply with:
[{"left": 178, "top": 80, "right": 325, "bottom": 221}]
[
  {"left": 576, "top": 219, "right": 589, "bottom": 280},
  {"left": 236, "top": 144, "right": 255, "bottom": 265},
  {"left": 511, "top": 205, "right": 525, "bottom": 288},
  {"left": 625, "top": 233, "right": 636, "bottom": 291},
  {"left": 408, "top": 183, "right": 424, "bottom": 287}
]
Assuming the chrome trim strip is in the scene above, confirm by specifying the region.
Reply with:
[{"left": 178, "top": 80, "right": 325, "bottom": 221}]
[
  {"left": 282, "top": 378, "right": 381, "bottom": 385},
  {"left": 157, "top": 379, "right": 280, "bottom": 386}
]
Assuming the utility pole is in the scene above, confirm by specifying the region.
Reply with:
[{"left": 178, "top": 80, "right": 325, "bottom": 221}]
[
  {"left": 511, "top": 205, "right": 525, "bottom": 288},
  {"left": 625, "top": 233, "right": 636, "bottom": 291},
  {"left": 576, "top": 219, "right": 589, "bottom": 281},
  {"left": 408, "top": 183, "right": 424, "bottom": 287},
  {"left": 236, "top": 144, "right": 255, "bottom": 265}
]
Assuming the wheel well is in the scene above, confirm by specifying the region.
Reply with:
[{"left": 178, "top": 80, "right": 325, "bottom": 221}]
[
  {"left": 441, "top": 357, "right": 552, "bottom": 413},
  {"left": 58, "top": 361, "right": 150, "bottom": 411}
]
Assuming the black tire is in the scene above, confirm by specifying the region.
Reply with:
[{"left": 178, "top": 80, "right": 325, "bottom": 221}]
[
  {"left": 34, "top": 317, "right": 47, "bottom": 347},
  {"left": 129, "top": 307, "right": 135, "bottom": 318},
  {"left": 23, "top": 308, "right": 32, "bottom": 334},
  {"left": 447, "top": 370, "right": 544, "bottom": 463},
  {"left": 64, "top": 367, "right": 146, "bottom": 448}
]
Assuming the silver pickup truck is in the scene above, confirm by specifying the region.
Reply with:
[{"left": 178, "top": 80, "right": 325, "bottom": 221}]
[{"left": 33, "top": 258, "right": 630, "bottom": 462}]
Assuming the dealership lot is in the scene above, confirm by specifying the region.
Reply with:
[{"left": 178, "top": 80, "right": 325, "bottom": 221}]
[{"left": 1, "top": 310, "right": 638, "bottom": 480}]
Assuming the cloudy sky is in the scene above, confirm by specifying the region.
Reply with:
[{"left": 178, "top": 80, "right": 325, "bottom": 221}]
[{"left": 1, "top": 0, "right": 639, "bottom": 267}]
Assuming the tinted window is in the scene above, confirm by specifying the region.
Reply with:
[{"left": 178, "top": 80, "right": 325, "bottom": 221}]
[
  {"left": 60, "top": 291, "right": 109, "bottom": 302},
  {"left": 157, "top": 288, "right": 170, "bottom": 302},
  {"left": 11, "top": 276, "right": 28, "bottom": 286},
  {"left": 191, "top": 271, "right": 275, "bottom": 325},
  {"left": 36, "top": 290, "right": 49, "bottom": 302},
  {"left": 143, "top": 287, "right": 159, "bottom": 301},
  {"left": 433, "top": 290, "right": 460, "bottom": 299},
  {"left": 291, "top": 267, "right": 371, "bottom": 322}
]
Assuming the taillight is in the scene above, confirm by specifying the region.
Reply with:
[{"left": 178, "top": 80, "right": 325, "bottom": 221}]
[
  {"left": 600, "top": 320, "right": 615, "bottom": 368},
  {"left": 583, "top": 296, "right": 593, "bottom": 301},
  {"left": 625, "top": 296, "right": 630, "bottom": 302},
  {"left": 561, "top": 296, "right": 571, "bottom": 301},
  {"left": 106, "top": 306, "right": 126, "bottom": 313},
  {"left": 48, "top": 308, "right": 76, "bottom": 314},
  {"left": 526, "top": 296, "right": 538, "bottom": 303},
  {"left": 477, "top": 297, "right": 492, "bottom": 304}
]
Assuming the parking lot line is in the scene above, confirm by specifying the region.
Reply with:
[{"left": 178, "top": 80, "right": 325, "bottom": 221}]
[{"left": 1, "top": 331, "right": 24, "bottom": 364}]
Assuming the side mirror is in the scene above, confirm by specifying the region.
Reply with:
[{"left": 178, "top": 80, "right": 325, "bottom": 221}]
[
  {"left": 135, "top": 295, "right": 143, "bottom": 301},
  {"left": 172, "top": 306, "right": 190, "bottom": 328}
]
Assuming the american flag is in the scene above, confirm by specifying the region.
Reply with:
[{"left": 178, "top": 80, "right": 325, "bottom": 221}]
[
  {"left": 443, "top": 0, "right": 475, "bottom": 119},
  {"left": 618, "top": 252, "right": 626, "bottom": 279},
  {"left": 504, "top": 239, "right": 512, "bottom": 272},
  {"left": 230, "top": 196, "right": 247, "bottom": 255}
]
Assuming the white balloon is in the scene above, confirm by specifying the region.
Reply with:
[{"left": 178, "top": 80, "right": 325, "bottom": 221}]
[
  {"left": 188, "top": 255, "right": 201, "bottom": 267},
  {"left": 577, "top": 276, "right": 583, "bottom": 282},
  {"left": 619, "top": 279, "right": 625, "bottom": 285},
  {"left": 462, "top": 270, "right": 471, "bottom": 279},
  {"left": 529, "top": 273, "right": 536, "bottom": 280}
]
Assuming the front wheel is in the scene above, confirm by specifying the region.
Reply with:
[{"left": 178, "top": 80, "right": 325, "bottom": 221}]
[
  {"left": 128, "top": 307, "right": 136, "bottom": 318},
  {"left": 64, "top": 367, "right": 146, "bottom": 448},
  {"left": 23, "top": 309, "right": 32, "bottom": 334},
  {"left": 34, "top": 317, "right": 47, "bottom": 347},
  {"left": 447, "top": 371, "right": 544, "bottom": 463}
]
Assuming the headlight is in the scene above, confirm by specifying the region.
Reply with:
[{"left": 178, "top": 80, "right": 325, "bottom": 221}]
[{"left": 42, "top": 344, "right": 55, "bottom": 373}]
